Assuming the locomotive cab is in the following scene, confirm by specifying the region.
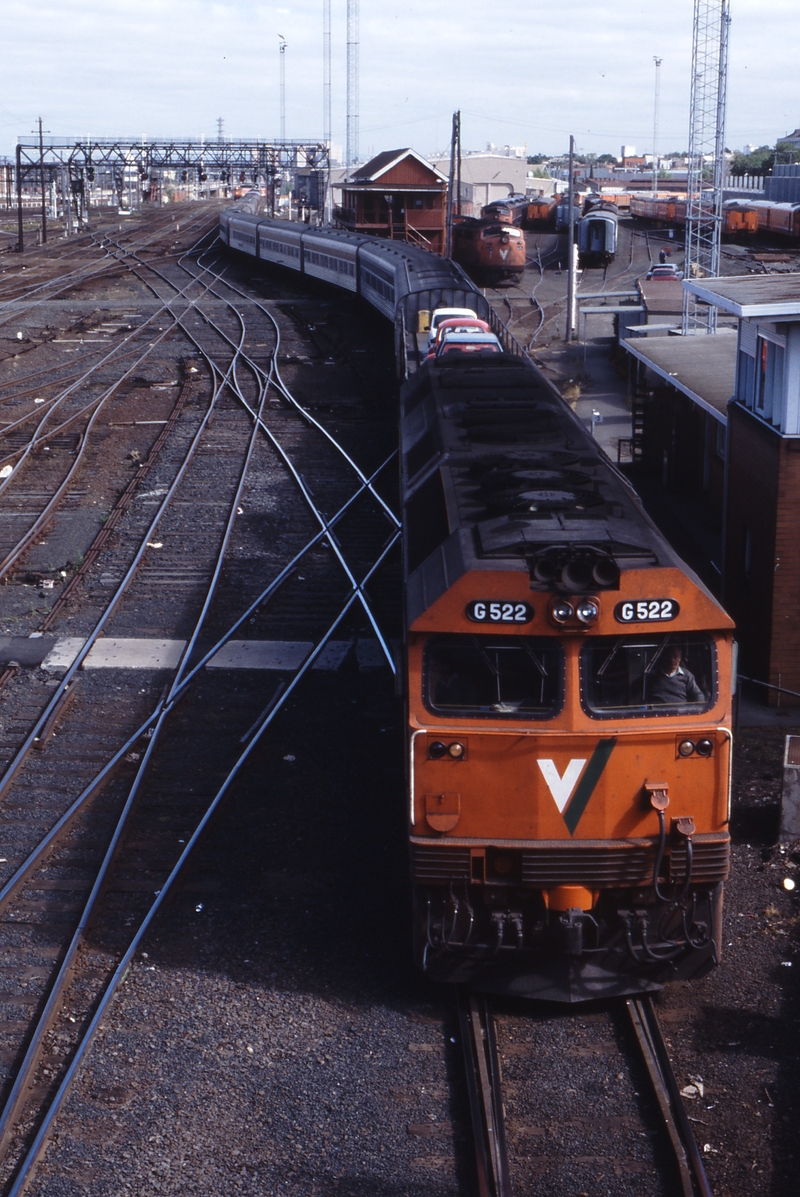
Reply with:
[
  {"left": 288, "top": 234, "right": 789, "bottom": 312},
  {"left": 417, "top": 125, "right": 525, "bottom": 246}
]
[{"left": 401, "top": 351, "right": 733, "bottom": 1003}]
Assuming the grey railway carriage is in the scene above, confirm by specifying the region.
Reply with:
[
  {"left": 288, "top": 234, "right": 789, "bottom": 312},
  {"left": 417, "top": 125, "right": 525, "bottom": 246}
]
[
  {"left": 576, "top": 206, "right": 618, "bottom": 266},
  {"left": 218, "top": 206, "right": 482, "bottom": 326}
]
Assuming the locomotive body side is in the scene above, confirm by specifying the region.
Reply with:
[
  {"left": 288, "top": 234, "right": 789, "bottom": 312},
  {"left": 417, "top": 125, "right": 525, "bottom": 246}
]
[
  {"left": 524, "top": 197, "right": 557, "bottom": 226},
  {"left": 481, "top": 195, "right": 529, "bottom": 227},
  {"left": 401, "top": 354, "right": 733, "bottom": 1003}
]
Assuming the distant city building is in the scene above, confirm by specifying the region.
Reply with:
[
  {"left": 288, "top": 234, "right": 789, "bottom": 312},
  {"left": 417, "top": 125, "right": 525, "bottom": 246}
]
[
  {"left": 430, "top": 152, "right": 551, "bottom": 213},
  {"left": 484, "top": 143, "right": 527, "bottom": 158}
]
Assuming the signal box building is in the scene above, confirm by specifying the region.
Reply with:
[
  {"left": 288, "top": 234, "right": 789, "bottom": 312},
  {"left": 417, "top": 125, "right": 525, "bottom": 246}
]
[
  {"left": 336, "top": 148, "right": 447, "bottom": 253},
  {"left": 683, "top": 276, "right": 800, "bottom": 701},
  {"left": 622, "top": 275, "right": 800, "bottom": 704}
]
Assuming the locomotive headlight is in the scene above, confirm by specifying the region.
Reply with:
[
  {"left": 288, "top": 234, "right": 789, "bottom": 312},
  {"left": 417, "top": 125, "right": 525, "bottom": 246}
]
[
  {"left": 428, "top": 741, "right": 447, "bottom": 759},
  {"left": 678, "top": 739, "right": 696, "bottom": 758},
  {"left": 551, "top": 600, "right": 574, "bottom": 624},
  {"left": 447, "top": 741, "right": 465, "bottom": 760},
  {"left": 576, "top": 599, "right": 599, "bottom": 624},
  {"left": 696, "top": 738, "right": 714, "bottom": 757}
]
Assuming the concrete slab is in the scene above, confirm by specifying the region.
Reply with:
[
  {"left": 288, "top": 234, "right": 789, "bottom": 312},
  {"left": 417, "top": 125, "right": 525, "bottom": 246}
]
[
  {"left": 311, "top": 640, "right": 353, "bottom": 671},
  {"left": 83, "top": 639, "right": 186, "bottom": 670},
  {"left": 41, "top": 637, "right": 87, "bottom": 672},
  {"left": 356, "top": 639, "right": 389, "bottom": 669},
  {"left": 0, "top": 636, "right": 58, "bottom": 666},
  {"left": 206, "top": 640, "right": 312, "bottom": 670}
]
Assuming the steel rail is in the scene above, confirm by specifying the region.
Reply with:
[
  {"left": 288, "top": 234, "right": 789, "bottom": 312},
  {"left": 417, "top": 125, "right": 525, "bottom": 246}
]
[
  {"left": 0, "top": 207, "right": 216, "bottom": 319},
  {"left": 121, "top": 235, "right": 401, "bottom": 537},
  {"left": 626, "top": 995, "right": 713, "bottom": 1197},
  {"left": 0, "top": 280, "right": 248, "bottom": 804},
  {"left": 0, "top": 230, "right": 224, "bottom": 574},
  {"left": 457, "top": 987, "right": 513, "bottom": 1197},
  {"left": 104, "top": 236, "right": 397, "bottom": 670},
  {"left": 0, "top": 368, "right": 273, "bottom": 1167},
  {"left": 3, "top": 529, "right": 400, "bottom": 1197},
  {"left": 0, "top": 449, "right": 396, "bottom": 917},
  {"left": 188, "top": 245, "right": 401, "bottom": 531},
  {"left": 0, "top": 229, "right": 221, "bottom": 494}
]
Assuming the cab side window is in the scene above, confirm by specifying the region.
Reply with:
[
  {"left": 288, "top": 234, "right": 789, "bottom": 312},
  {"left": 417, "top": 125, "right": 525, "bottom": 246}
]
[
  {"left": 424, "top": 636, "right": 564, "bottom": 719},
  {"left": 581, "top": 635, "right": 715, "bottom": 718}
]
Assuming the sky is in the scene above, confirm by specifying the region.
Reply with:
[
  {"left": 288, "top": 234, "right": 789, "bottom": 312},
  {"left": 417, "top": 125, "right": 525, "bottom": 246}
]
[{"left": 0, "top": 1, "right": 797, "bottom": 162}]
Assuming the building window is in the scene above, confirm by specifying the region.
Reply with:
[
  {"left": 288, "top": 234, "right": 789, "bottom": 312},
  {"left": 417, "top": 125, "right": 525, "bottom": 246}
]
[
  {"left": 736, "top": 349, "right": 755, "bottom": 408},
  {"left": 715, "top": 420, "right": 726, "bottom": 459},
  {"left": 756, "top": 336, "right": 785, "bottom": 420}
]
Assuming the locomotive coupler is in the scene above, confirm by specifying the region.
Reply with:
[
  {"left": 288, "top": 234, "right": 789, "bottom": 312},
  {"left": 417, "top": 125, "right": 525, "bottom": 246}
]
[{"left": 557, "top": 908, "right": 599, "bottom": 956}]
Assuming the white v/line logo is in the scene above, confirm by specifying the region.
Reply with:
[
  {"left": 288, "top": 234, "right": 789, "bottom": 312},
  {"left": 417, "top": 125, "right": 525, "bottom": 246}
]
[{"left": 537, "top": 759, "right": 587, "bottom": 813}]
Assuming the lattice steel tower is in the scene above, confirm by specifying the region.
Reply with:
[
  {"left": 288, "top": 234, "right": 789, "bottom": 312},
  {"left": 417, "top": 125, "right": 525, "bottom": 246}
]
[
  {"left": 323, "top": 0, "right": 332, "bottom": 148},
  {"left": 682, "top": 0, "right": 731, "bottom": 333},
  {"left": 346, "top": 0, "right": 359, "bottom": 169}
]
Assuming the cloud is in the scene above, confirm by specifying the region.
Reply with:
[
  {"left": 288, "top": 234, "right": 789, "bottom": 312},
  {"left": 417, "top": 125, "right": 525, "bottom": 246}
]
[{"left": 0, "top": 0, "right": 796, "bottom": 159}]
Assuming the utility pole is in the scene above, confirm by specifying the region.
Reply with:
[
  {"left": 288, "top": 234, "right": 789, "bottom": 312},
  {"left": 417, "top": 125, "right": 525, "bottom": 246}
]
[
  {"left": 682, "top": 0, "right": 731, "bottom": 333},
  {"left": 446, "top": 111, "right": 460, "bottom": 258},
  {"left": 652, "top": 57, "right": 662, "bottom": 196},
  {"left": 346, "top": 0, "right": 359, "bottom": 169},
  {"left": 15, "top": 143, "right": 24, "bottom": 252},
  {"left": 565, "top": 134, "right": 577, "bottom": 341},
  {"left": 278, "top": 36, "right": 287, "bottom": 141},
  {"left": 217, "top": 117, "right": 224, "bottom": 142},
  {"left": 37, "top": 117, "right": 48, "bottom": 244}
]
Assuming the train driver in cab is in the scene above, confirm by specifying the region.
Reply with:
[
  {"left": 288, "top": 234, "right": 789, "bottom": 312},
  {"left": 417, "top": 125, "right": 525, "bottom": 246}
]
[{"left": 651, "top": 645, "right": 705, "bottom": 705}]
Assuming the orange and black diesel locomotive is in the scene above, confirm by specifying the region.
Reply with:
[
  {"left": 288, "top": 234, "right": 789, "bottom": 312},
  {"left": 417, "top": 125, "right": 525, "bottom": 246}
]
[
  {"left": 220, "top": 203, "right": 733, "bottom": 1005},
  {"left": 400, "top": 346, "right": 733, "bottom": 1003},
  {"left": 451, "top": 218, "right": 526, "bottom": 284}
]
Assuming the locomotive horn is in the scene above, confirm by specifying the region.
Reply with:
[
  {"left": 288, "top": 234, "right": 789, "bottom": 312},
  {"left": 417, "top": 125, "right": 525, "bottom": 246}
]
[
  {"left": 560, "top": 558, "right": 593, "bottom": 591},
  {"left": 532, "top": 555, "right": 557, "bottom": 583},
  {"left": 591, "top": 556, "right": 620, "bottom": 588}
]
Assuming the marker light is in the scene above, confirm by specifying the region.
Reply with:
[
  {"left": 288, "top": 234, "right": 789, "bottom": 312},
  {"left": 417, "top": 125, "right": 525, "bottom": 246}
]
[
  {"left": 551, "top": 600, "right": 574, "bottom": 624},
  {"left": 678, "top": 740, "right": 695, "bottom": 758},
  {"left": 447, "top": 741, "right": 466, "bottom": 760},
  {"left": 576, "top": 599, "right": 600, "bottom": 624},
  {"left": 696, "top": 739, "right": 714, "bottom": 757},
  {"left": 428, "top": 741, "right": 447, "bottom": 760}
]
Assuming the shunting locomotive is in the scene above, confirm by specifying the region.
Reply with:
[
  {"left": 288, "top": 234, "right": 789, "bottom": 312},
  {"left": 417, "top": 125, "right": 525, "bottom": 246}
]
[{"left": 400, "top": 322, "right": 733, "bottom": 1002}]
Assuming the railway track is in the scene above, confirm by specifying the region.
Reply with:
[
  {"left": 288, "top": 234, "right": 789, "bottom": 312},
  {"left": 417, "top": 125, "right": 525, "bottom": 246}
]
[
  {"left": 0, "top": 212, "right": 400, "bottom": 1193},
  {"left": 459, "top": 988, "right": 713, "bottom": 1197}
]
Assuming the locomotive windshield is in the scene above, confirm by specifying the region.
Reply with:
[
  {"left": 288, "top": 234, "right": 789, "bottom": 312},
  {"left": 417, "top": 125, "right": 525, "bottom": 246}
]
[
  {"left": 581, "top": 634, "right": 715, "bottom": 718},
  {"left": 424, "top": 635, "right": 563, "bottom": 719}
]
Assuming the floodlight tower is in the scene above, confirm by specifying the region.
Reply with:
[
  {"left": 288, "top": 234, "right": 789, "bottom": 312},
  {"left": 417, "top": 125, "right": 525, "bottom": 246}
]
[
  {"left": 279, "top": 35, "right": 287, "bottom": 141},
  {"left": 323, "top": 0, "right": 332, "bottom": 148},
  {"left": 346, "top": 0, "right": 359, "bottom": 169},
  {"left": 652, "top": 57, "right": 662, "bottom": 196},
  {"left": 682, "top": 0, "right": 731, "bottom": 334}
]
